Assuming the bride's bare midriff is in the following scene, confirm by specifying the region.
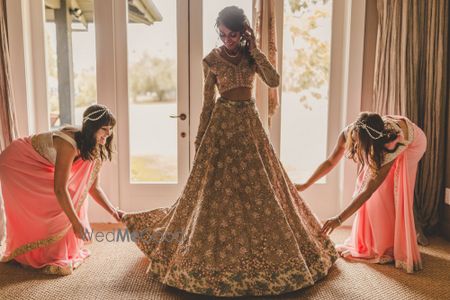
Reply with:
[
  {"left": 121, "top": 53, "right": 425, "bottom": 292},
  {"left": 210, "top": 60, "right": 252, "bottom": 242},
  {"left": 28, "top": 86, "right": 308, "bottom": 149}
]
[{"left": 220, "top": 87, "right": 252, "bottom": 101}]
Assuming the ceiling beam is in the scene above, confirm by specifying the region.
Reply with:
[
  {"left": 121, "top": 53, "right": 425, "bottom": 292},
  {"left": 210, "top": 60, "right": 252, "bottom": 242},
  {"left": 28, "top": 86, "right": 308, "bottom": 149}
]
[{"left": 45, "top": 0, "right": 61, "bottom": 9}]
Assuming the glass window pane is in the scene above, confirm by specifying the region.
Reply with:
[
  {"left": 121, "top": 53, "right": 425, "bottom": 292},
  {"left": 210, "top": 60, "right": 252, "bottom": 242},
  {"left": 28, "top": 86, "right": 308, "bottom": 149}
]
[
  {"left": 127, "top": 0, "right": 177, "bottom": 183},
  {"left": 44, "top": 0, "right": 97, "bottom": 128},
  {"left": 280, "top": 0, "right": 333, "bottom": 183}
]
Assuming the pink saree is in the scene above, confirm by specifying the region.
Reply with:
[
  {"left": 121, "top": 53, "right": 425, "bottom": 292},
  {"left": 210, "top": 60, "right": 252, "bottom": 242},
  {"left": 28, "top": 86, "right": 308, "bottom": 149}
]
[
  {"left": 0, "top": 134, "right": 100, "bottom": 275},
  {"left": 337, "top": 116, "right": 426, "bottom": 273}
]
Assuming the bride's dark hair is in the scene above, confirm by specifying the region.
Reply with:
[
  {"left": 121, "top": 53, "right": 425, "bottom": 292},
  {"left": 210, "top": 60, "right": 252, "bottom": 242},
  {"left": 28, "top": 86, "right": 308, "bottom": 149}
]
[{"left": 216, "top": 6, "right": 255, "bottom": 65}]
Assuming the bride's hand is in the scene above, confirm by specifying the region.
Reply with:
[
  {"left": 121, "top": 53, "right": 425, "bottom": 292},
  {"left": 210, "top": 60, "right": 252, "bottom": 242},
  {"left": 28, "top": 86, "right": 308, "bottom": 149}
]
[{"left": 243, "top": 24, "right": 256, "bottom": 51}]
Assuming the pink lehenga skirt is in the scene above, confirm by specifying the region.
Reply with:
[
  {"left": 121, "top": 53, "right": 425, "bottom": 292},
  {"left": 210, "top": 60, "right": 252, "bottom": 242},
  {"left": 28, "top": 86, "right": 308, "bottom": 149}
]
[
  {"left": 337, "top": 123, "right": 426, "bottom": 273},
  {"left": 122, "top": 98, "right": 338, "bottom": 297},
  {"left": 0, "top": 137, "right": 100, "bottom": 275}
]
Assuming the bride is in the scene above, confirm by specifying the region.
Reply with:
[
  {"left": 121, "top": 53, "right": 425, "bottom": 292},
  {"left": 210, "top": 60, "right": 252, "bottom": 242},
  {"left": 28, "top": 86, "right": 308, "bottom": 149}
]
[{"left": 122, "top": 6, "right": 338, "bottom": 297}]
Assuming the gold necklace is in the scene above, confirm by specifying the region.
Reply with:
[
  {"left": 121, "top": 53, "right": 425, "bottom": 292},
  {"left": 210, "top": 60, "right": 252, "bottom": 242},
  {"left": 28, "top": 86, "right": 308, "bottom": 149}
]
[{"left": 223, "top": 46, "right": 240, "bottom": 58}]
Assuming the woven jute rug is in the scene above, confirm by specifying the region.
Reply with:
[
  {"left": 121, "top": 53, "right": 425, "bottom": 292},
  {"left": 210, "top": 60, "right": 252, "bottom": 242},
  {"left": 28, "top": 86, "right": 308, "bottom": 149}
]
[{"left": 0, "top": 227, "right": 449, "bottom": 300}]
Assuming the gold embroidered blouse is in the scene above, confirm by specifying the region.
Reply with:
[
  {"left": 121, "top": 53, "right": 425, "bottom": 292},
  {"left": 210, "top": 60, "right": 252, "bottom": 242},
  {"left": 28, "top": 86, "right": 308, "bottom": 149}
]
[
  {"left": 195, "top": 47, "right": 280, "bottom": 149},
  {"left": 31, "top": 130, "right": 78, "bottom": 164}
]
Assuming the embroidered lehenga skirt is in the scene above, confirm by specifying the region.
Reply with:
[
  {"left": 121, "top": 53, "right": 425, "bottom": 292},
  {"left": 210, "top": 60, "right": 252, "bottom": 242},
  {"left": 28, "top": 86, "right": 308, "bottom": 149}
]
[{"left": 123, "top": 98, "right": 338, "bottom": 297}]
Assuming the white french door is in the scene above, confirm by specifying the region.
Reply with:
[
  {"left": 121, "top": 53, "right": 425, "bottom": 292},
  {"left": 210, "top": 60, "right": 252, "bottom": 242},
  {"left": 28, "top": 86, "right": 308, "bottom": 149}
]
[
  {"left": 113, "top": 0, "right": 190, "bottom": 211},
  {"left": 118, "top": 0, "right": 255, "bottom": 211}
]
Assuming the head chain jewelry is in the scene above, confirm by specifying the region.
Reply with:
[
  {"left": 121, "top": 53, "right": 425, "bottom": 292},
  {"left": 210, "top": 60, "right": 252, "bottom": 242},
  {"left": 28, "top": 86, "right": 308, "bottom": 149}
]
[
  {"left": 83, "top": 107, "right": 109, "bottom": 123},
  {"left": 354, "top": 121, "right": 384, "bottom": 140}
]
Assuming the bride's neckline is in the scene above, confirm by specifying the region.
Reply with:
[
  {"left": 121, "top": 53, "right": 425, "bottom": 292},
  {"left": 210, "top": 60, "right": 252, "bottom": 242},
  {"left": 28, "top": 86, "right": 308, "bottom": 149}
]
[{"left": 214, "top": 47, "right": 244, "bottom": 67}]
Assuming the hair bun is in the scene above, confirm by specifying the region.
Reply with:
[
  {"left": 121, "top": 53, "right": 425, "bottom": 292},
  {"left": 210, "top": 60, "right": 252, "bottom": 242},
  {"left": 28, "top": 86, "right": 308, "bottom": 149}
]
[{"left": 217, "top": 6, "right": 248, "bottom": 31}]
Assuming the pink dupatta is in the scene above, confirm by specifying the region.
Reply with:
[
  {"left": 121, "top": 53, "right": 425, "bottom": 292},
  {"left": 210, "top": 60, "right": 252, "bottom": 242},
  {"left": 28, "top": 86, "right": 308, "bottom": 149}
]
[{"left": 0, "top": 136, "right": 100, "bottom": 274}]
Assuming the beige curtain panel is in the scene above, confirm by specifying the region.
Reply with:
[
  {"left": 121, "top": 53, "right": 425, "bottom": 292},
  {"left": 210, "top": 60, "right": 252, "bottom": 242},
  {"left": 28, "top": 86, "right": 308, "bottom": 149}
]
[{"left": 373, "top": 0, "right": 449, "bottom": 242}]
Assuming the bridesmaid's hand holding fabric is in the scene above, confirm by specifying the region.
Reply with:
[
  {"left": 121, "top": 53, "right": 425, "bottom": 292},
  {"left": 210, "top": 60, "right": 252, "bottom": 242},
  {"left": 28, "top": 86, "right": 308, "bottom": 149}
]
[
  {"left": 113, "top": 209, "right": 125, "bottom": 222},
  {"left": 295, "top": 183, "right": 309, "bottom": 192},
  {"left": 321, "top": 216, "right": 342, "bottom": 235}
]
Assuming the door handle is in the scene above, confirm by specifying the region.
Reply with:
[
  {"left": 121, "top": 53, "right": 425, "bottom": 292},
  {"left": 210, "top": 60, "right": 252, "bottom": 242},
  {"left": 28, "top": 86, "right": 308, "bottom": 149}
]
[{"left": 170, "top": 113, "right": 187, "bottom": 120}]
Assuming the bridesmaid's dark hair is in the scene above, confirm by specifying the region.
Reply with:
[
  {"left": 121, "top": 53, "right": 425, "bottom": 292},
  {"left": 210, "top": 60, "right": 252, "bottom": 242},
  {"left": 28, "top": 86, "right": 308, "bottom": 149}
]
[
  {"left": 216, "top": 6, "right": 255, "bottom": 66},
  {"left": 74, "top": 104, "right": 116, "bottom": 162},
  {"left": 345, "top": 112, "right": 403, "bottom": 176}
]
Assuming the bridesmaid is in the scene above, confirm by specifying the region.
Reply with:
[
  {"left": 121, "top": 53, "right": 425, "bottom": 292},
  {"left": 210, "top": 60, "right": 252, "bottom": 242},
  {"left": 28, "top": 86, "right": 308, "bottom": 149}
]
[
  {"left": 298, "top": 112, "right": 426, "bottom": 273},
  {"left": 0, "top": 104, "right": 123, "bottom": 275}
]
